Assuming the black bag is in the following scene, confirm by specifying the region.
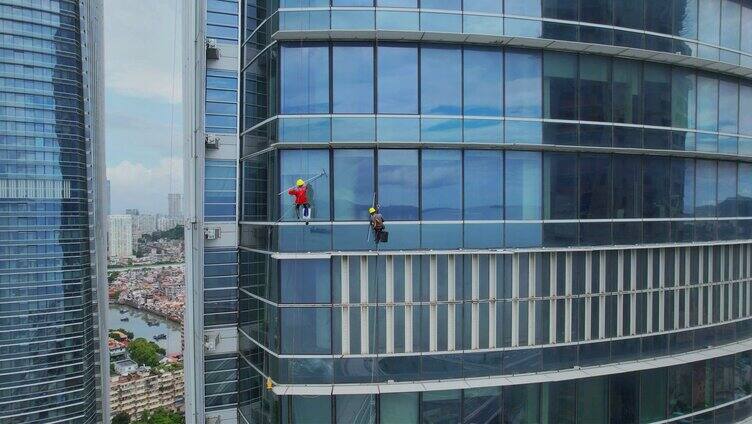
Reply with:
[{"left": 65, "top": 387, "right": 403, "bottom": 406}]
[{"left": 379, "top": 231, "right": 389, "bottom": 243}]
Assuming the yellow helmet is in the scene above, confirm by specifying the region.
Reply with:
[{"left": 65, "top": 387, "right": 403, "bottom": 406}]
[
  {"left": 369, "top": 207, "right": 376, "bottom": 214},
  {"left": 296, "top": 179, "right": 304, "bottom": 187}
]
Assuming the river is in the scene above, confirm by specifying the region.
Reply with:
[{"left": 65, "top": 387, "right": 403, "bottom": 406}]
[{"left": 107, "top": 304, "right": 183, "bottom": 355}]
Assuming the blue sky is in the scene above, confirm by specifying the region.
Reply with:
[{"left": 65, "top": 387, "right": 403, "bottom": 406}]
[{"left": 105, "top": 0, "right": 183, "bottom": 214}]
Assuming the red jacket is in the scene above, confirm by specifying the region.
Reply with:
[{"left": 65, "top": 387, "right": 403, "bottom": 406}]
[{"left": 288, "top": 186, "right": 308, "bottom": 205}]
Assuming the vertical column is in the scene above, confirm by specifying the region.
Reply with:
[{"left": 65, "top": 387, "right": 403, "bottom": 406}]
[
  {"left": 698, "top": 247, "right": 704, "bottom": 326},
  {"left": 429, "top": 255, "right": 437, "bottom": 352},
  {"left": 447, "top": 255, "right": 456, "bottom": 351},
  {"left": 512, "top": 254, "right": 520, "bottom": 347},
  {"left": 708, "top": 247, "right": 714, "bottom": 323},
  {"left": 728, "top": 247, "right": 734, "bottom": 321},
  {"left": 360, "top": 256, "right": 369, "bottom": 354},
  {"left": 471, "top": 255, "right": 479, "bottom": 349},
  {"left": 673, "top": 249, "right": 680, "bottom": 330},
  {"left": 341, "top": 256, "right": 350, "bottom": 355},
  {"left": 584, "top": 252, "right": 592, "bottom": 341},
  {"left": 630, "top": 250, "right": 637, "bottom": 335},
  {"left": 720, "top": 247, "right": 726, "bottom": 321},
  {"left": 647, "top": 250, "right": 654, "bottom": 331},
  {"left": 599, "top": 252, "right": 606, "bottom": 339},
  {"left": 528, "top": 253, "right": 536, "bottom": 346},
  {"left": 549, "top": 254, "right": 556, "bottom": 344},
  {"left": 385, "top": 256, "right": 394, "bottom": 354},
  {"left": 658, "top": 249, "right": 666, "bottom": 331},
  {"left": 617, "top": 250, "right": 624, "bottom": 337},
  {"left": 404, "top": 255, "right": 413, "bottom": 353},
  {"left": 684, "top": 248, "right": 690, "bottom": 328},
  {"left": 747, "top": 244, "right": 751, "bottom": 316},
  {"left": 565, "top": 252, "right": 573, "bottom": 342}
]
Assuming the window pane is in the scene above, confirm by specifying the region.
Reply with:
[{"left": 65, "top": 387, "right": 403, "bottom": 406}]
[
  {"left": 422, "top": 150, "right": 462, "bottom": 220},
  {"left": 464, "top": 48, "right": 503, "bottom": 116},
  {"left": 280, "top": 260, "right": 331, "bottom": 303},
  {"left": 670, "top": 158, "right": 695, "bottom": 218},
  {"left": 696, "top": 160, "right": 718, "bottom": 217},
  {"left": 281, "top": 45, "right": 329, "bottom": 114},
  {"left": 421, "top": 390, "right": 460, "bottom": 423},
  {"left": 577, "top": 377, "right": 608, "bottom": 423},
  {"left": 721, "top": 0, "right": 741, "bottom": 49},
  {"left": 422, "top": 0, "right": 460, "bottom": 9},
  {"left": 280, "top": 149, "right": 331, "bottom": 221},
  {"left": 333, "top": 45, "right": 374, "bottom": 113},
  {"left": 421, "top": 46, "right": 462, "bottom": 115},
  {"left": 464, "top": 150, "right": 503, "bottom": 220},
  {"left": 742, "top": 84, "right": 752, "bottom": 136},
  {"left": 465, "top": 0, "right": 502, "bottom": 13},
  {"left": 580, "top": 0, "right": 612, "bottom": 24},
  {"left": 380, "top": 393, "right": 418, "bottom": 424},
  {"left": 580, "top": 153, "right": 611, "bottom": 219},
  {"left": 542, "top": 0, "right": 578, "bottom": 20},
  {"left": 671, "top": 68, "right": 696, "bottom": 129},
  {"left": 613, "top": 59, "right": 642, "bottom": 124},
  {"left": 579, "top": 55, "right": 611, "bottom": 122},
  {"left": 646, "top": 0, "right": 673, "bottom": 33},
  {"left": 281, "top": 308, "right": 331, "bottom": 354},
  {"left": 334, "top": 149, "right": 374, "bottom": 220},
  {"left": 739, "top": 163, "right": 752, "bottom": 216},
  {"left": 463, "top": 388, "right": 502, "bottom": 423},
  {"left": 699, "top": 0, "right": 721, "bottom": 44},
  {"left": 718, "top": 161, "right": 738, "bottom": 217},
  {"left": 674, "top": 0, "right": 698, "bottom": 38},
  {"left": 719, "top": 80, "right": 739, "bottom": 134},
  {"left": 697, "top": 76, "right": 719, "bottom": 132},
  {"left": 743, "top": 1, "right": 752, "bottom": 52},
  {"left": 504, "top": 0, "right": 541, "bottom": 16},
  {"left": 643, "top": 64, "right": 671, "bottom": 127},
  {"left": 543, "top": 381, "right": 576, "bottom": 423},
  {"left": 544, "top": 152, "right": 578, "bottom": 219},
  {"left": 336, "top": 395, "right": 375, "bottom": 424},
  {"left": 378, "top": 44, "right": 418, "bottom": 114},
  {"left": 505, "top": 50, "right": 542, "bottom": 118},
  {"left": 609, "top": 372, "right": 639, "bottom": 424},
  {"left": 640, "top": 368, "right": 668, "bottom": 422},
  {"left": 378, "top": 149, "right": 419, "bottom": 220},
  {"left": 614, "top": 0, "right": 644, "bottom": 29},
  {"left": 291, "top": 396, "right": 332, "bottom": 423},
  {"left": 643, "top": 156, "right": 670, "bottom": 218},
  {"left": 505, "top": 151, "right": 542, "bottom": 220},
  {"left": 543, "top": 52, "right": 577, "bottom": 120},
  {"left": 503, "top": 385, "right": 540, "bottom": 423}
]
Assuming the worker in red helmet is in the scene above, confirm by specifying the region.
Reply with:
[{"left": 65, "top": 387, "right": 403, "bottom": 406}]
[{"left": 288, "top": 179, "right": 310, "bottom": 224}]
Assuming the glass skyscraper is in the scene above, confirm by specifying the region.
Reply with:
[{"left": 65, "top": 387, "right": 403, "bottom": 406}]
[
  {"left": 186, "top": 0, "right": 752, "bottom": 423},
  {"left": 0, "top": 0, "right": 108, "bottom": 423}
]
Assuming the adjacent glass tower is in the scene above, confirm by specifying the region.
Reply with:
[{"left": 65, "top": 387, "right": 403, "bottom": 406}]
[
  {"left": 206, "top": 0, "right": 752, "bottom": 422},
  {"left": 0, "top": 0, "right": 108, "bottom": 423}
]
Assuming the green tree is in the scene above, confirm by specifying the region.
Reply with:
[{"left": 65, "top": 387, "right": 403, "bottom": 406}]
[
  {"left": 132, "top": 408, "right": 184, "bottom": 424},
  {"left": 112, "top": 412, "right": 131, "bottom": 424},
  {"left": 126, "top": 338, "right": 162, "bottom": 367}
]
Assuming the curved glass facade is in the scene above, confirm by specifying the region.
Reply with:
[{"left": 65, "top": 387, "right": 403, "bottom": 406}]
[
  {"left": 238, "top": 0, "right": 752, "bottom": 423},
  {"left": 0, "top": 1, "right": 104, "bottom": 423}
]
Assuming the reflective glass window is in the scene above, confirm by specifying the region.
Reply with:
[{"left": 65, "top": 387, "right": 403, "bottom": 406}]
[
  {"left": 610, "top": 372, "right": 639, "bottom": 424},
  {"left": 422, "top": 391, "right": 461, "bottom": 423},
  {"left": 719, "top": 80, "right": 739, "bottom": 134},
  {"left": 643, "top": 156, "right": 670, "bottom": 218},
  {"left": 378, "top": 149, "right": 419, "bottom": 220},
  {"left": 378, "top": 44, "right": 418, "bottom": 114},
  {"left": 422, "top": 150, "right": 462, "bottom": 220},
  {"left": 503, "top": 385, "right": 540, "bottom": 423},
  {"left": 697, "top": 76, "right": 719, "bottom": 132},
  {"left": 696, "top": 160, "right": 718, "bottom": 217},
  {"left": 281, "top": 308, "right": 331, "bottom": 354},
  {"left": 504, "top": 0, "right": 541, "bottom": 16},
  {"left": 280, "top": 260, "right": 331, "bottom": 304},
  {"left": 333, "top": 45, "right": 374, "bottom": 113},
  {"left": 643, "top": 64, "right": 671, "bottom": 127},
  {"left": 577, "top": 377, "right": 608, "bottom": 423},
  {"left": 640, "top": 368, "right": 668, "bottom": 422},
  {"left": 580, "top": 0, "right": 612, "bottom": 24},
  {"left": 421, "top": 46, "right": 462, "bottom": 115},
  {"left": 646, "top": 0, "right": 673, "bottom": 33},
  {"left": 671, "top": 68, "right": 696, "bottom": 129},
  {"left": 739, "top": 163, "right": 752, "bottom": 216},
  {"left": 542, "top": 0, "right": 578, "bottom": 20},
  {"left": 721, "top": 0, "right": 742, "bottom": 49},
  {"left": 743, "top": 1, "right": 752, "bottom": 52},
  {"left": 465, "top": 0, "right": 502, "bottom": 13},
  {"left": 614, "top": 0, "right": 644, "bottom": 29},
  {"left": 464, "top": 150, "right": 503, "bottom": 220},
  {"left": 505, "top": 50, "right": 542, "bottom": 118},
  {"left": 463, "top": 388, "right": 502, "bottom": 423},
  {"left": 280, "top": 149, "right": 331, "bottom": 221},
  {"left": 579, "top": 55, "right": 611, "bottom": 122},
  {"left": 378, "top": 0, "right": 417, "bottom": 5},
  {"left": 290, "top": 396, "right": 332, "bottom": 423},
  {"left": 670, "top": 158, "right": 695, "bottom": 218},
  {"left": 505, "top": 151, "right": 542, "bottom": 220},
  {"left": 336, "top": 395, "right": 376, "bottom": 423},
  {"left": 544, "top": 152, "right": 578, "bottom": 219},
  {"left": 741, "top": 84, "right": 752, "bottom": 136},
  {"left": 674, "top": 0, "right": 698, "bottom": 38},
  {"left": 698, "top": 0, "right": 721, "bottom": 44},
  {"left": 580, "top": 154, "right": 611, "bottom": 219},
  {"left": 281, "top": 45, "right": 329, "bottom": 114},
  {"left": 464, "top": 48, "right": 503, "bottom": 116},
  {"left": 422, "top": 0, "right": 460, "bottom": 9},
  {"left": 718, "top": 161, "right": 738, "bottom": 217},
  {"left": 380, "top": 393, "right": 418, "bottom": 424},
  {"left": 613, "top": 59, "right": 642, "bottom": 124},
  {"left": 543, "top": 52, "right": 577, "bottom": 120},
  {"left": 334, "top": 149, "right": 374, "bottom": 220}
]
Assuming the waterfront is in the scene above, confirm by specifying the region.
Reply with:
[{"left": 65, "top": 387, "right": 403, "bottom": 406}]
[{"left": 108, "top": 304, "right": 182, "bottom": 355}]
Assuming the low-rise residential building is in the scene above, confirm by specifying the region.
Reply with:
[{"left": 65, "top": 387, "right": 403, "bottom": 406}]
[
  {"left": 110, "top": 368, "right": 184, "bottom": 417},
  {"left": 114, "top": 359, "right": 138, "bottom": 376}
]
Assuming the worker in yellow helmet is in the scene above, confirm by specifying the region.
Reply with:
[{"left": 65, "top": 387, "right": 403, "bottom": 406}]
[
  {"left": 369, "top": 207, "right": 386, "bottom": 243},
  {"left": 288, "top": 179, "right": 311, "bottom": 224}
]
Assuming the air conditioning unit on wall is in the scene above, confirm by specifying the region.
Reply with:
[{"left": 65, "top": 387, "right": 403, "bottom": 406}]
[{"left": 206, "top": 38, "right": 220, "bottom": 60}]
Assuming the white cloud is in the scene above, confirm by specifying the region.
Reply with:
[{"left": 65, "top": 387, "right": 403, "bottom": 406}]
[
  {"left": 107, "top": 157, "right": 183, "bottom": 215},
  {"left": 104, "top": 0, "right": 183, "bottom": 103}
]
